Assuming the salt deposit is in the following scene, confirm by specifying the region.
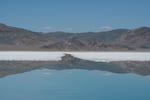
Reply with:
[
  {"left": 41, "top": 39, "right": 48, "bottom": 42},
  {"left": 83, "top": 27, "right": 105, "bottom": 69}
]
[{"left": 0, "top": 51, "right": 149, "bottom": 62}]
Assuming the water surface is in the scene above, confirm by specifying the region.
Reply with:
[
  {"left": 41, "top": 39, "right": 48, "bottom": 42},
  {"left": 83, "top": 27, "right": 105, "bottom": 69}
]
[{"left": 0, "top": 69, "right": 150, "bottom": 100}]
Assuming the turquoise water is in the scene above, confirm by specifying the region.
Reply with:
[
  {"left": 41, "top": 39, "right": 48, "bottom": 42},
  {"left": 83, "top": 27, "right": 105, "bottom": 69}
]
[{"left": 0, "top": 69, "right": 150, "bottom": 100}]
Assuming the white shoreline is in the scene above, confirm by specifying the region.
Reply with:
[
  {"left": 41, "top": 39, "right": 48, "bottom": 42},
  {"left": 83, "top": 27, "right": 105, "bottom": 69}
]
[{"left": 0, "top": 51, "right": 150, "bottom": 62}]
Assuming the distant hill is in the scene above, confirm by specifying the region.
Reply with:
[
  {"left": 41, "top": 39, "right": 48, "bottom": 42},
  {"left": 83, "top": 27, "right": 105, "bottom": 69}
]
[{"left": 0, "top": 23, "right": 149, "bottom": 51}]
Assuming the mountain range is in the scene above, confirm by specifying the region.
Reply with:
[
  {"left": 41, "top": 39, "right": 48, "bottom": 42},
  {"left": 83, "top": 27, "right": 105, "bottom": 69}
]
[{"left": 0, "top": 23, "right": 150, "bottom": 51}]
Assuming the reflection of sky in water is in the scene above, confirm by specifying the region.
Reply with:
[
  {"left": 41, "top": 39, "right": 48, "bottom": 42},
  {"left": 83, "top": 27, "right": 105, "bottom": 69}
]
[{"left": 0, "top": 69, "right": 150, "bottom": 100}]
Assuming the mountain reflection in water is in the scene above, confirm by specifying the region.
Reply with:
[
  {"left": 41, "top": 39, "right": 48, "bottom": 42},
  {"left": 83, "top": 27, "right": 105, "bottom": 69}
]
[{"left": 0, "top": 60, "right": 150, "bottom": 77}]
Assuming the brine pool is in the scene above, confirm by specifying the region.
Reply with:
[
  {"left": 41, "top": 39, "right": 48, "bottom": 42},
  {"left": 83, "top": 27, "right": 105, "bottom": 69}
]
[{"left": 0, "top": 69, "right": 150, "bottom": 100}]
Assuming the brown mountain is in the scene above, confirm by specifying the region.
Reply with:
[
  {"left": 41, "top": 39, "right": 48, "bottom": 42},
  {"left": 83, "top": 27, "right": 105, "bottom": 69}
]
[
  {"left": 0, "top": 23, "right": 50, "bottom": 50},
  {"left": 117, "top": 27, "right": 150, "bottom": 49},
  {"left": 0, "top": 23, "right": 149, "bottom": 51}
]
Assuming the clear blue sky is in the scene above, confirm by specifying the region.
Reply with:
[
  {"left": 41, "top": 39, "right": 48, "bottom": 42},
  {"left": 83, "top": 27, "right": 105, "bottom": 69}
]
[{"left": 0, "top": 0, "right": 150, "bottom": 32}]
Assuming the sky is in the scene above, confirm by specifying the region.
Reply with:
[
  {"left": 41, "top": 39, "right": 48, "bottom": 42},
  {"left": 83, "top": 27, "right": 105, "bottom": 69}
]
[{"left": 0, "top": 0, "right": 150, "bottom": 32}]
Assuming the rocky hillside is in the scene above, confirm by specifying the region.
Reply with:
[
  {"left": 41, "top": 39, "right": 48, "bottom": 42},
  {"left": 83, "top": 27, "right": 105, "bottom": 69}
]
[
  {"left": 0, "top": 23, "right": 149, "bottom": 51},
  {"left": 117, "top": 27, "right": 150, "bottom": 49}
]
